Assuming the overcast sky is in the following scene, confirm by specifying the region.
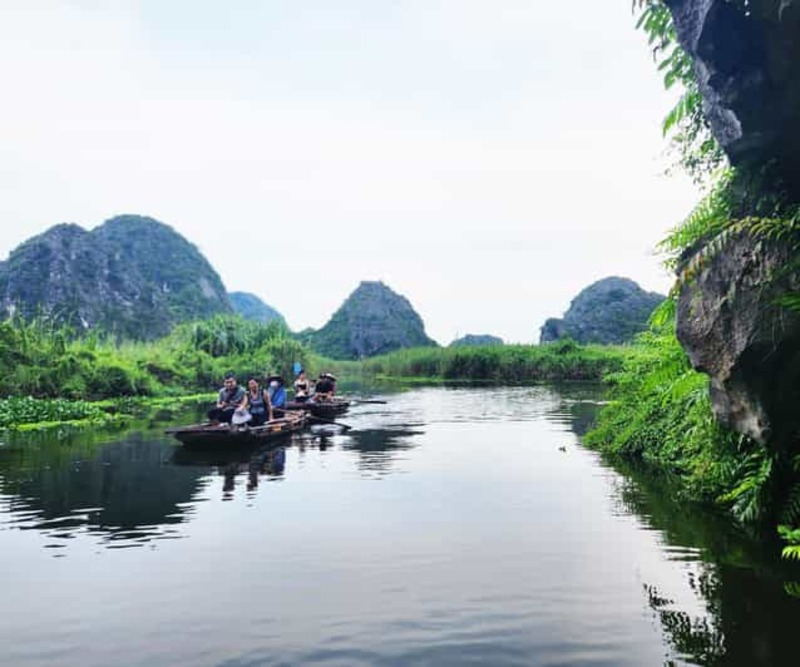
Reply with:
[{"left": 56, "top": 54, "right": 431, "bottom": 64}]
[{"left": 0, "top": 1, "right": 700, "bottom": 344}]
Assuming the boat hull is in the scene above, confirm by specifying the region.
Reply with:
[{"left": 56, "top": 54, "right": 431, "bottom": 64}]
[
  {"left": 166, "top": 411, "right": 308, "bottom": 447},
  {"left": 285, "top": 399, "right": 350, "bottom": 419}
]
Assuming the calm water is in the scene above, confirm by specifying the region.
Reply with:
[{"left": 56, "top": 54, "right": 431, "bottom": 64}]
[{"left": 2, "top": 386, "right": 800, "bottom": 666}]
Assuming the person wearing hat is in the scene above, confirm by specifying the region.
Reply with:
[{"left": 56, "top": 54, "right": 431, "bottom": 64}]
[
  {"left": 313, "top": 372, "right": 336, "bottom": 402},
  {"left": 266, "top": 374, "right": 287, "bottom": 414}
]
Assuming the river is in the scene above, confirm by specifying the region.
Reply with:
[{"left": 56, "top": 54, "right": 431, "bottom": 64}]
[{"left": 1, "top": 386, "right": 799, "bottom": 666}]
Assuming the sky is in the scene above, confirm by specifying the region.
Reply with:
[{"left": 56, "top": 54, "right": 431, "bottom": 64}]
[{"left": 0, "top": 1, "right": 701, "bottom": 344}]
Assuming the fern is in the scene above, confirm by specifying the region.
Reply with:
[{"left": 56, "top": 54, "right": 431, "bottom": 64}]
[
  {"left": 718, "top": 452, "right": 772, "bottom": 523},
  {"left": 782, "top": 545, "right": 800, "bottom": 561},
  {"left": 780, "top": 482, "right": 800, "bottom": 525}
]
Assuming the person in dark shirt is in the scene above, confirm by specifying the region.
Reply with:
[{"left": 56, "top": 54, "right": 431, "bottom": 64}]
[
  {"left": 313, "top": 372, "right": 336, "bottom": 402},
  {"left": 208, "top": 373, "right": 246, "bottom": 424}
]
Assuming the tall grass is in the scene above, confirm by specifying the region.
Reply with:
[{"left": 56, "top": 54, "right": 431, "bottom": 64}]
[
  {"left": 360, "top": 340, "right": 626, "bottom": 383},
  {"left": 0, "top": 315, "right": 306, "bottom": 401}
]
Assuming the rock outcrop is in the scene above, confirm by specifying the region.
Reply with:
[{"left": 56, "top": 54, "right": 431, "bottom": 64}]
[
  {"left": 450, "top": 334, "right": 504, "bottom": 347},
  {"left": 0, "top": 215, "right": 232, "bottom": 339},
  {"left": 676, "top": 235, "right": 800, "bottom": 446},
  {"left": 307, "top": 281, "right": 437, "bottom": 359},
  {"left": 540, "top": 277, "right": 665, "bottom": 345},
  {"left": 664, "top": 0, "right": 800, "bottom": 447},
  {"left": 229, "top": 291, "right": 285, "bottom": 326},
  {"left": 664, "top": 0, "right": 800, "bottom": 194}
]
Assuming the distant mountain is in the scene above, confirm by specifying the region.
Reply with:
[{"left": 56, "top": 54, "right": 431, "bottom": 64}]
[
  {"left": 0, "top": 214, "right": 233, "bottom": 339},
  {"left": 306, "top": 281, "right": 437, "bottom": 359},
  {"left": 229, "top": 291, "right": 285, "bottom": 326},
  {"left": 540, "top": 277, "right": 664, "bottom": 345},
  {"left": 450, "top": 334, "right": 503, "bottom": 347}
]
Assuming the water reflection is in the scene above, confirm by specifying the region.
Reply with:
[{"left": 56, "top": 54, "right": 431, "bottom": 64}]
[
  {"left": 555, "top": 395, "right": 800, "bottom": 666},
  {"left": 2, "top": 387, "right": 800, "bottom": 666},
  {"left": 611, "top": 461, "right": 800, "bottom": 666},
  {"left": 0, "top": 429, "right": 210, "bottom": 550},
  {"left": 338, "top": 425, "right": 424, "bottom": 475},
  {"left": 172, "top": 443, "right": 287, "bottom": 499}
]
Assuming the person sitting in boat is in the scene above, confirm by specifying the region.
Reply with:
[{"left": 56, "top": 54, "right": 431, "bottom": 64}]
[
  {"left": 293, "top": 369, "right": 312, "bottom": 402},
  {"left": 266, "top": 374, "right": 287, "bottom": 414},
  {"left": 313, "top": 372, "right": 336, "bottom": 402},
  {"left": 245, "top": 377, "right": 273, "bottom": 426},
  {"left": 208, "top": 373, "right": 246, "bottom": 424}
]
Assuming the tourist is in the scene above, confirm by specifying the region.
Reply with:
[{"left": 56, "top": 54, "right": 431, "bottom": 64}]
[
  {"left": 245, "top": 377, "right": 273, "bottom": 426},
  {"left": 266, "top": 374, "right": 287, "bottom": 413},
  {"left": 293, "top": 369, "right": 312, "bottom": 402},
  {"left": 208, "top": 373, "right": 246, "bottom": 424},
  {"left": 313, "top": 372, "right": 336, "bottom": 402}
]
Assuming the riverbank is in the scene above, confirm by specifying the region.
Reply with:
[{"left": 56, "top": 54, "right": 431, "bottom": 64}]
[
  {"left": 0, "top": 313, "right": 628, "bottom": 431},
  {"left": 583, "top": 312, "right": 800, "bottom": 564},
  {"left": 358, "top": 341, "right": 627, "bottom": 383}
]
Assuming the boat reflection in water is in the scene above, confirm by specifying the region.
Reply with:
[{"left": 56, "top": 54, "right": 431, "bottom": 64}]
[{"left": 172, "top": 441, "right": 288, "bottom": 500}]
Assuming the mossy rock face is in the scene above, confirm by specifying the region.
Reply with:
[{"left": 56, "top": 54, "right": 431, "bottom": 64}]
[
  {"left": 677, "top": 233, "right": 800, "bottom": 448},
  {"left": 307, "top": 281, "right": 437, "bottom": 360},
  {"left": 0, "top": 215, "right": 233, "bottom": 339},
  {"left": 540, "top": 277, "right": 664, "bottom": 345}
]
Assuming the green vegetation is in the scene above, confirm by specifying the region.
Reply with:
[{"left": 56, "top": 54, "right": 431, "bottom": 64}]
[
  {"left": 360, "top": 340, "right": 626, "bottom": 383},
  {"left": 584, "top": 304, "right": 755, "bottom": 507},
  {"left": 0, "top": 396, "right": 113, "bottom": 430},
  {"left": 0, "top": 308, "right": 627, "bottom": 431},
  {"left": 0, "top": 314, "right": 305, "bottom": 402},
  {"left": 586, "top": 299, "right": 800, "bottom": 553}
]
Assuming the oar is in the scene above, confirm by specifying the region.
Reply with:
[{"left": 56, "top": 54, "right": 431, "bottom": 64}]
[
  {"left": 307, "top": 414, "right": 353, "bottom": 431},
  {"left": 350, "top": 399, "right": 388, "bottom": 405}
]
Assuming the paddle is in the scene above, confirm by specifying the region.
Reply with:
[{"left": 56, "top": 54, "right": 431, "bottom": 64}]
[
  {"left": 350, "top": 399, "right": 388, "bottom": 405},
  {"left": 307, "top": 414, "right": 353, "bottom": 431}
]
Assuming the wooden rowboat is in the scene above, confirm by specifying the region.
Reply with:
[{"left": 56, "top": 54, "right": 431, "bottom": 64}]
[
  {"left": 166, "top": 411, "right": 308, "bottom": 447},
  {"left": 284, "top": 398, "right": 351, "bottom": 419}
]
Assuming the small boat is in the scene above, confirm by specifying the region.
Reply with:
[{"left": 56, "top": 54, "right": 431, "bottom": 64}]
[
  {"left": 166, "top": 411, "right": 308, "bottom": 447},
  {"left": 284, "top": 398, "right": 351, "bottom": 419}
]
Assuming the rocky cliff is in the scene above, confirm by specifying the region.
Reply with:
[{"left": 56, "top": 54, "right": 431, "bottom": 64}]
[
  {"left": 664, "top": 0, "right": 800, "bottom": 448},
  {"left": 307, "top": 281, "right": 437, "bottom": 359},
  {"left": 677, "top": 234, "right": 800, "bottom": 447},
  {"left": 0, "top": 215, "right": 232, "bottom": 339},
  {"left": 229, "top": 292, "right": 285, "bottom": 326},
  {"left": 540, "top": 277, "right": 664, "bottom": 345},
  {"left": 664, "top": 0, "right": 800, "bottom": 196}
]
